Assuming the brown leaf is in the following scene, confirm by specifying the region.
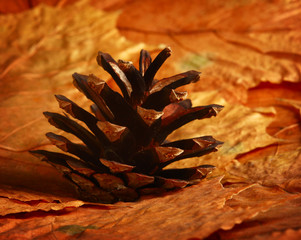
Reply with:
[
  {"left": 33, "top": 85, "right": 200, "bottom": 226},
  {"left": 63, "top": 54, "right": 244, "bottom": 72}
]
[
  {"left": 0, "top": 198, "right": 84, "bottom": 216},
  {"left": 0, "top": 0, "right": 79, "bottom": 14},
  {"left": 0, "top": 184, "right": 85, "bottom": 216},
  {"left": 117, "top": 0, "right": 301, "bottom": 102},
  {"left": 0, "top": 1, "right": 157, "bottom": 193},
  {"left": 226, "top": 82, "right": 301, "bottom": 191},
  {"left": 210, "top": 191, "right": 301, "bottom": 240},
  {"left": 166, "top": 91, "right": 276, "bottom": 176},
  {"left": 1, "top": 0, "right": 301, "bottom": 239},
  {"left": 0, "top": 178, "right": 300, "bottom": 239}
]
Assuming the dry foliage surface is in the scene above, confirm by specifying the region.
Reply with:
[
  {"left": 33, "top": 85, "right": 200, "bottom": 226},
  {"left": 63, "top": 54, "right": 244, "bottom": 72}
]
[{"left": 0, "top": 0, "right": 301, "bottom": 239}]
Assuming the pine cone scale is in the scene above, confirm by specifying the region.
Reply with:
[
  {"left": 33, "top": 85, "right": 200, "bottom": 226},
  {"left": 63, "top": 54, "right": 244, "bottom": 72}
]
[
  {"left": 97, "top": 52, "right": 133, "bottom": 101},
  {"left": 144, "top": 47, "right": 172, "bottom": 90},
  {"left": 139, "top": 49, "right": 152, "bottom": 76}
]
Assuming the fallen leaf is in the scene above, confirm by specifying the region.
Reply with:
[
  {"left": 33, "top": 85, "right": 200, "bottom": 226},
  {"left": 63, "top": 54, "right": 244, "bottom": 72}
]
[
  {"left": 167, "top": 90, "right": 276, "bottom": 177},
  {"left": 0, "top": 198, "right": 84, "bottom": 216},
  {"left": 0, "top": 0, "right": 157, "bottom": 194},
  {"left": 1, "top": 0, "right": 301, "bottom": 239},
  {"left": 0, "top": 0, "right": 132, "bottom": 14},
  {"left": 117, "top": 0, "right": 301, "bottom": 102},
  {"left": 210, "top": 193, "right": 301, "bottom": 240},
  {"left": 0, "top": 0, "right": 79, "bottom": 14},
  {"left": 0, "top": 178, "right": 300, "bottom": 239},
  {"left": 0, "top": 183, "right": 115, "bottom": 216},
  {"left": 226, "top": 82, "right": 301, "bottom": 190}
]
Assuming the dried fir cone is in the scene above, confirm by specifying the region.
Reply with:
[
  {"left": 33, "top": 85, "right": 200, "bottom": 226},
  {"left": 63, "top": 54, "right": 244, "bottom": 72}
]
[{"left": 31, "top": 47, "right": 223, "bottom": 203}]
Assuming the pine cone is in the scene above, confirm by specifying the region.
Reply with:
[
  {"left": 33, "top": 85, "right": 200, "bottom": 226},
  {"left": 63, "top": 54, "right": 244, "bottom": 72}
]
[{"left": 31, "top": 47, "right": 223, "bottom": 203}]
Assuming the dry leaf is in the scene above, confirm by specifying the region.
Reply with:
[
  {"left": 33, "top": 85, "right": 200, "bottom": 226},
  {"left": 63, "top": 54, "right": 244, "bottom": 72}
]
[
  {"left": 226, "top": 82, "right": 301, "bottom": 190},
  {"left": 0, "top": 0, "right": 79, "bottom": 14},
  {"left": 0, "top": 0, "right": 301, "bottom": 239},
  {"left": 167, "top": 91, "right": 276, "bottom": 175},
  {"left": 211, "top": 193, "right": 301, "bottom": 240},
  {"left": 117, "top": 0, "right": 301, "bottom": 102},
  {"left": 0, "top": 198, "right": 84, "bottom": 216},
  {"left": 0, "top": 183, "right": 115, "bottom": 216},
  {"left": 0, "top": 178, "right": 300, "bottom": 239},
  {"left": 0, "top": 0, "right": 157, "bottom": 194}
]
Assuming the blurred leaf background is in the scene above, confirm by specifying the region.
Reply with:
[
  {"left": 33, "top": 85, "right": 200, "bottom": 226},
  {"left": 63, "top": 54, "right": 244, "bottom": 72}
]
[{"left": 0, "top": 0, "right": 300, "bottom": 239}]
